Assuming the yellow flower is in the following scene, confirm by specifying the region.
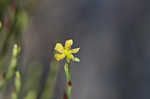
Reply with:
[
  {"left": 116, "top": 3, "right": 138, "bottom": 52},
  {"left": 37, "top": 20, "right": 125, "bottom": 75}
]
[{"left": 54, "top": 39, "right": 80, "bottom": 62}]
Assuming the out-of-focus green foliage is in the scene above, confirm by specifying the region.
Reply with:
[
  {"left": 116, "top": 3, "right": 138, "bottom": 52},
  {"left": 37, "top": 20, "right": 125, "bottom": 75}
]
[
  {"left": 0, "top": 0, "right": 32, "bottom": 99},
  {"left": 24, "top": 90, "right": 37, "bottom": 99},
  {"left": 40, "top": 61, "right": 60, "bottom": 99},
  {"left": 0, "top": 0, "right": 29, "bottom": 60},
  {"left": 0, "top": 44, "right": 20, "bottom": 89},
  {"left": 23, "top": 62, "right": 43, "bottom": 99},
  {"left": 0, "top": 0, "right": 81, "bottom": 99},
  {"left": 0, "top": 0, "right": 11, "bottom": 13},
  {"left": 0, "top": 44, "right": 21, "bottom": 99}
]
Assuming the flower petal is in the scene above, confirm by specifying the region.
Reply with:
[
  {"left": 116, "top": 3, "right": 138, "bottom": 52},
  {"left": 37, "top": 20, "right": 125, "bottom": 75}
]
[
  {"left": 67, "top": 54, "right": 74, "bottom": 60},
  {"left": 65, "top": 39, "right": 73, "bottom": 49},
  {"left": 71, "top": 48, "right": 80, "bottom": 53},
  {"left": 55, "top": 43, "right": 64, "bottom": 53},
  {"left": 54, "top": 53, "right": 65, "bottom": 61}
]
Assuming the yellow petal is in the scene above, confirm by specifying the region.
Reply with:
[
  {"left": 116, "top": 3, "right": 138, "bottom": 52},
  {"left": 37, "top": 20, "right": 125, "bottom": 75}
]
[
  {"left": 71, "top": 48, "right": 80, "bottom": 53},
  {"left": 54, "top": 53, "right": 65, "bottom": 61},
  {"left": 65, "top": 39, "right": 73, "bottom": 49},
  {"left": 55, "top": 43, "right": 64, "bottom": 53},
  {"left": 67, "top": 54, "right": 74, "bottom": 60}
]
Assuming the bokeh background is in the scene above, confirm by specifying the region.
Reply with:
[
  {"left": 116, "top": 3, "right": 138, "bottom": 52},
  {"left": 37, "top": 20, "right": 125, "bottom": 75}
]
[{"left": 0, "top": 0, "right": 149, "bottom": 99}]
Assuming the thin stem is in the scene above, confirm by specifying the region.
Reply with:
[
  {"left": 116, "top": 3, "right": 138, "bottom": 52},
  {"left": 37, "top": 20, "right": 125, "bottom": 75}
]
[
  {"left": 0, "top": 44, "right": 20, "bottom": 89},
  {"left": 64, "top": 61, "right": 72, "bottom": 99},
  {"left": 12, "top": 71, "right": 21, "bottom": 99}
]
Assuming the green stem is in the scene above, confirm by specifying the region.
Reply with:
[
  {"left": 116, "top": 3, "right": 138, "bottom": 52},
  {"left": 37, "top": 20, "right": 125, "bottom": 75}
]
[
  {"left": 64, "top": 61, "right": 72, "bottom": 99},
  {"left": 0, "top": 44, "right": 20, "bottom": 89},
  {"left": 12, "top": 71, "right": 21, "bottom": 99}
]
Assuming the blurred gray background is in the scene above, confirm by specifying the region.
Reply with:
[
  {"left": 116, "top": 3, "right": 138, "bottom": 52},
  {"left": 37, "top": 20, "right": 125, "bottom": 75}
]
[{"left": 23, "top": 0, "right": 149, "bottom": 99}]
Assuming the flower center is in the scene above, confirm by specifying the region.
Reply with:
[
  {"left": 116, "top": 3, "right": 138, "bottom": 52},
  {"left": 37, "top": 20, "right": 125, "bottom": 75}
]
[{"left": 64, "top": 48, "right": 71, "bottom": 56}]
